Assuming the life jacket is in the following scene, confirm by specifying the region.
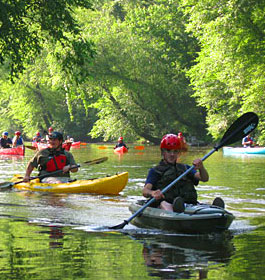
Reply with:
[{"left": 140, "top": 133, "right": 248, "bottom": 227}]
[
  {"left": 45, "top": 150, "right": 68, "bottom": 172},
  {"left": 153, "top": 160, "right": 198, "bottom": 204}
]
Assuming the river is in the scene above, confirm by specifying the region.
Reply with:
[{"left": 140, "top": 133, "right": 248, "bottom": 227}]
[{"left": 0, "top": 144, "right": 264, "bottom": 279}]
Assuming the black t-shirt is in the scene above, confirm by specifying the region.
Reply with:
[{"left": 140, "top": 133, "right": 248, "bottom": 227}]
[{"left": 0, "top": 137, "right": 12, "bottom": 148}]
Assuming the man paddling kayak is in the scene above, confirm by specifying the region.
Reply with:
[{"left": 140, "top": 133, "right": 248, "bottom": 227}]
[
  {"left": 23, "top": 131, "right": 78, "bottom": 183},
  {"left": 143, "top": 134, "right": 224, "bottom": 212},
  {"left": 0, "top": 131, "right": 12, "bottom": 148},
  {"left": 114, "top": 136, "right": 129, "bottom": 149}
]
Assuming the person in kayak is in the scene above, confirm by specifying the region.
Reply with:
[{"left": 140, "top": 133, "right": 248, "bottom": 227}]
[
  {"left": 114, "top": 137, "right": 128, "bottom": 149},
  {"left": 32, "top": 131, "right": 42, "bottom": 143},
  {"left": 23, "top": 131, "right": 79, "bottom": 184},
  {"left": 242, "top": 134, "right": 255, "bottom": 147},
  {"left": 12, "top": 131, "right": 24, "bottom": 147},
  {"left": 45, "top": 126, "right": 54, "bottom": 141},
  {"left": 143, "top": 133, "right": 224, "bottom": 212},
  {"left": 0, "top": 132, "right": 12, "bottom": 148}
]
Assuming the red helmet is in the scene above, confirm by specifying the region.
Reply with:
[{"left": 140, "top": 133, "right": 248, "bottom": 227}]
[
  {"left": 118, "top": 137, "right": 123, "bottom": 141},
  {"left": 15, "top": 131, "right": 21, "bottom": 136},
  {"left": 178, "top": 132, "right": 183, "bottom": 137},
  {"left": 48, "top": 127, "right": 53, "bottom": 132},
  {"left": 36, "top": 132, "right": 40, "bottom": 136},
  {"left": 160, "top": 134, "right": 183, "bottom": 150}
]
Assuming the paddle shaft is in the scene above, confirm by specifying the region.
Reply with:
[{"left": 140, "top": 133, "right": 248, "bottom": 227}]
[{"left": 12, "top": 164, "right": 81, "bottom": 186}]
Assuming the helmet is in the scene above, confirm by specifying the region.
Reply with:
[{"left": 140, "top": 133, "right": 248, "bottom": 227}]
[
  {"left": 15, "top": 131, "right": 21, "bottom": 136},
  {"left": 36, "top": 132, "right": 40, "bottom": 136},
  {"left": 3, "top": 131, "right": 8, "bottom": 136},
  {"left": 178, "top": 132, "right": 183, "bottom": 137},
  {"left": 48, "top": 131, "right": 63, "bottom": 141},
  {"left": 160, "top": 134, "right": 183, "bottom": 150},
  {"left": 48, "top": 127, "right": 53, "bottom": 132},
  {"left": 118, "top": 137, "right": 123, "bottom": 141}
]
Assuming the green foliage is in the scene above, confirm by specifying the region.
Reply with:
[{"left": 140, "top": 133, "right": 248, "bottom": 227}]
[
  {"left": 0, "top": 0, "right": 93, "bottom": 79},
  {"left": 81, "top": 0, "right": 206, "bottom": 143},
  {"left": 180, "top": 0, "right": 265, "bottom": 144}
]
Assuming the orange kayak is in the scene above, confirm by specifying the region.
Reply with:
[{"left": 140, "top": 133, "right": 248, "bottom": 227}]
[{"left": 114, "top": 146, "right": 128, "bottom": 154}]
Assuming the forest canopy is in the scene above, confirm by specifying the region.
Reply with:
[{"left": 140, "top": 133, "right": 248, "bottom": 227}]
[{"left": 0, "top": 0, "right": 264, "bottom": 144}]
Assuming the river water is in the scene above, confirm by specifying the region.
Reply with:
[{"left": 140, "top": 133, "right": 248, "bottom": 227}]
[{"left": 0, "top": 144, "right": 264, "bottom": 279}]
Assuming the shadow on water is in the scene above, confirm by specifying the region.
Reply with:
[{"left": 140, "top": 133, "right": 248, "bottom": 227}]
[{"left": 123, "top": 230, "right": 235, "bottom": 279}]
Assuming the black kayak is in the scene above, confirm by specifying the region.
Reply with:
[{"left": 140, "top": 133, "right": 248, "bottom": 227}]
[{"left": 129, "top": 200, "right": 235, "bottom": 234}]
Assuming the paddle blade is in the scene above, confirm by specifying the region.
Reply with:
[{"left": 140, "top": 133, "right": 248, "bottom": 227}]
[
  {"left": 215, "top": 112, "right": 259, "bottom": 150},
  {"left": 84, "top": 157, "right": 108, "bottom": 165},
  {"left": 108, "top": 220, "right": 128, "bottom": 230},
  {"left": 134, "top": 145, "right": 145, "bottom": 150},
  {"left": 98, "top": 146, "right": 107, "bottom": 149},
  {"left": 0, "top": 182, "right": 14, "bottom": 190}
]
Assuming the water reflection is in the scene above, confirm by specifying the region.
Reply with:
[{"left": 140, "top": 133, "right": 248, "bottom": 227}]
[
  {"left": 38, "top": 225, "right": 65, "bottom": 248},
  {"left": 131, "top": 232, "right": 235, "bottom": 279},
  {"left": 0, "top": 144, "right": 264, "bottom": 279}
]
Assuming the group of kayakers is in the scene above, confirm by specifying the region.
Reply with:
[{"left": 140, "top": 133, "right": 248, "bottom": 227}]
[
  {"left": 0, "top": 131, "right": 24, "bottom": 148},
  {"left": 20, "top": 131, "right": 224, "bottom": 214},
  {"left": 1, "top": 123, "right": 258, "bottom": 215}
]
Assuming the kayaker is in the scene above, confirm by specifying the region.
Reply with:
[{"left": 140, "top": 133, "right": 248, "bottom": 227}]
[
  {"left": 23, "top": 131, "right": 79, "bottom": 184},
  {"left": 143, "top": 133, "right": 224, "bottom": 212},
  {"left": 32, "top": 131, "right": 42, "bottom": 143},
  {"left": 12, "top": 131, "right": 24, "bottom": 147},
  {"left": 177, "top": 132, "right": 186, "bottom": 143},
  {"left": 242, "top": 134, "right": 255, "bottom": 147},
  {"left": 0, "top": 132, "right": 12, "bottom": 148},
  {"left": 114, "top": 137, "right": 128, "bottom": 149},
  {"left": 45, "top": 126, "right": 54, "bottom": 141}
]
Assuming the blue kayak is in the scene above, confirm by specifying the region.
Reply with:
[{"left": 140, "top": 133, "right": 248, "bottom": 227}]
[{"left": 223, "top": 146, "right": 265, "bottom": 155}]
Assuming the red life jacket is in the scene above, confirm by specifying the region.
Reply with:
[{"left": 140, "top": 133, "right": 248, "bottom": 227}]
[{"left": 46, "top": 154, "right": 67, "bottom": 172}]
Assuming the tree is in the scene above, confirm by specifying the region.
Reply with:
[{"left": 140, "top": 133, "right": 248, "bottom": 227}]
[
  {"left": 80, "top": 0, "right": 207, "bottom": 143},
  {"left": 180, "top": 0, "right": 265, "bottom": 144},
  {"left": 0, "top": 0, "right": 94, "bottom": 79}
]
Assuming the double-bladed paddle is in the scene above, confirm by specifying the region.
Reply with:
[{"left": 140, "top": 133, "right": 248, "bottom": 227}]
[
  {"left": 109, "top": 112, "right": 259, "bottom": 230},
  {"left": 0, "top": 157, "right": 108, "bottom": 191}
]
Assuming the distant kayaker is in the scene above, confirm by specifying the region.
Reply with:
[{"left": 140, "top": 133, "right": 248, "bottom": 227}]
[
  {"left": 12, "top": 131, "right": 24, "bottom": 147},
  {"left": 23, "top": 131, "right": 79, "bottom": 184},
  {"left": 32, "top": 131, "right": 42, "bottom": 143},
  {"left": 177, "top": 132, "right": 186, "bottom": 143},
  {"left": 45, "top": 126, "right": 54, "bottom": 141},
  {"left": 114, "top": 137, "right": 128, "bottom": 149},
  {"left": 0, "top": 132, "right": 12, "bottom": 148},
  {"left": 143, "top": 134, "right": 224, "bottom": 213},
  {"left": 242, "top": 134, "right": 255, "bottom": 147}
]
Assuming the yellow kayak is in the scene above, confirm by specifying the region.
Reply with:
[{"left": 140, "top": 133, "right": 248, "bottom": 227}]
[{"left": 11, "top": 172, "right": 128, "bottom": 195}]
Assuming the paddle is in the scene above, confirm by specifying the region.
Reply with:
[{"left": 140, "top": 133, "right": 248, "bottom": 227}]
[
  {"left": 109, "top": 112, "right": 259, "bottom": 230},
  {"left": 0, "top": 157, "right": 108, "bottom": 191},
  {"left": 83, "top": 157, "right": 108, "bottom": 165},
  {"left": 134, "top": 145, "right": 145, "bottom": 150},
  {"left": 24, "top": 145, "right": 37, "bottom": 150}
]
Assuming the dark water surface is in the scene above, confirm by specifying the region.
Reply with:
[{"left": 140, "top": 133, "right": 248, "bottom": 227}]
[{"left": 0, "top": 144, "right": 264, "bottom": 279}]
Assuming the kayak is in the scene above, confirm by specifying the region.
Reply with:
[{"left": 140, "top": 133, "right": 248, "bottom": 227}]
[
  {"left": 71, "top": 141, "right": 81, "bottom": 147},
  {"left": 223, "top": 146, "right": 265, "bottom": 155},
  {"left": 0, "top": 145, "right": 25, "bottom": 156},
  {"left": 11, "top": 172, "right": 128, "bottom": 195},
  {"left": 114, "top": 146, "right": 128, "bottom": 154},
  {"left": 129, "top": 200, "right": 235, "bottom": 234},
  {"left": 32, "top": 142, "right": 72, "bottom": 151}
]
